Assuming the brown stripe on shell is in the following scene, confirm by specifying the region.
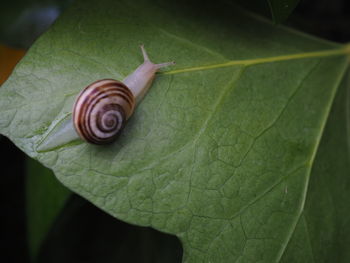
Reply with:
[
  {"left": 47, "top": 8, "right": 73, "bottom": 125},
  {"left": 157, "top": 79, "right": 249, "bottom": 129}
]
[
  {"left": 96, "top": 104, "right": 124, "bottom": 132},
  {"left": 73, "top": 79, "right": 135, "bottom": 144}
]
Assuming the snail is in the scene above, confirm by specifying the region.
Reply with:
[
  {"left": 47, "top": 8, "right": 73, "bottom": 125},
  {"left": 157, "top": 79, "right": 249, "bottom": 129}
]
[{"left": 37, "top": 45, "right": 175, "bottom": 151}]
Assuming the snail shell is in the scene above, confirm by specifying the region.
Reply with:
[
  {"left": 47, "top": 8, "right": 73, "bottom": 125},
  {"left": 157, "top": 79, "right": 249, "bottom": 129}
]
[{"left": 73, "top": 79, "right": 135, "bottom": 144}]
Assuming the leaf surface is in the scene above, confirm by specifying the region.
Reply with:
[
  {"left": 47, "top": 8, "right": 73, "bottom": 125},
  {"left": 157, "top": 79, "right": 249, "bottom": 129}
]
[
  {"left": 279, "top": 72, "right": 350, "bottom": 262},
  {"left": 0, "top": 0, "right": 349, "bottom": 261}
]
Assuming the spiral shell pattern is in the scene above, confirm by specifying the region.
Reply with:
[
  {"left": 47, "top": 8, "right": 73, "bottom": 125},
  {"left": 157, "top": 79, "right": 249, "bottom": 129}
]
[{"left": 73, "top": 79, "right": 135, "bottom": 144}]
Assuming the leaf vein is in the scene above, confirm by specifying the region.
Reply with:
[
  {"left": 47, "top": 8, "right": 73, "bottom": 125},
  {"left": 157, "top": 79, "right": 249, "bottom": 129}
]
[{"left": 161, "top": 46, "right": 349, "bottom": 75}]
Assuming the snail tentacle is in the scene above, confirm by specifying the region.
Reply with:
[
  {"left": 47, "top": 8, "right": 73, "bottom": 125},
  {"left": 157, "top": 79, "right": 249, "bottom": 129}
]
[{"left": 123, "top": 45, "right": 175, "bottom": 103}]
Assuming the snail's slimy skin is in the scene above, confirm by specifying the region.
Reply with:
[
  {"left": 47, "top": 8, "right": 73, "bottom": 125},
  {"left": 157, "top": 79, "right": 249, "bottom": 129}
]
[
  {"left": 37, "top": 116, "right": 78, "bottom": 152},
  {"left": 36, "top": 46, "right": 174, "bottom": 152},
  {"left": 124, "top": 45, "right": 175, "bottom": 103}
]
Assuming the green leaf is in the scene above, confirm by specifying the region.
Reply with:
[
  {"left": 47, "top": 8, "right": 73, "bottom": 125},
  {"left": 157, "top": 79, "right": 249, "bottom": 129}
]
[
  {"left": 267, "top": 0, "right": 301, "bottom": 23},
  {"left": 279, "top": 72, "right": 350, "bottom": 262},
  {"left": 0, "top": 0, "right": 349, "bottom": 261},
  {"left": 26, "top": 157, "right": 71, "bottom": 260}
]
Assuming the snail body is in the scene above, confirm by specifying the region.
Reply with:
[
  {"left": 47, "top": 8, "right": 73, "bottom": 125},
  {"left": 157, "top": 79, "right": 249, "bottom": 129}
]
[{"left": 37, "top": 46, "right": 174, "bottom": 151}]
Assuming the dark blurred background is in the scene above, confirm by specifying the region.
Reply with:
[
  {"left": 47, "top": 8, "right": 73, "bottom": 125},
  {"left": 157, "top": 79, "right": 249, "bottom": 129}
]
[
  {"left": 1, "top": 0, "right": 349, "bottom": 262},
  {"left": 291, "top": 0, "right": 350, "bottom": 42}
]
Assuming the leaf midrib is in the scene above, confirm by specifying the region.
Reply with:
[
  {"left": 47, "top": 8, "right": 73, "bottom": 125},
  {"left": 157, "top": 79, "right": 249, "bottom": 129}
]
[{"left": 161, "top": 45, "right": 350, "bottom": 75}]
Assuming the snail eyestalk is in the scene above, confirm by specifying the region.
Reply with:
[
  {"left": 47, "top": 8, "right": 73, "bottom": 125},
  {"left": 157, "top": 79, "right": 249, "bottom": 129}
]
[
  {"left": 123, "top": 45, "right": 175, "bottom": 103},
  {"left": 140, "top": 44, "right": 175, "bottom": 69}
]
